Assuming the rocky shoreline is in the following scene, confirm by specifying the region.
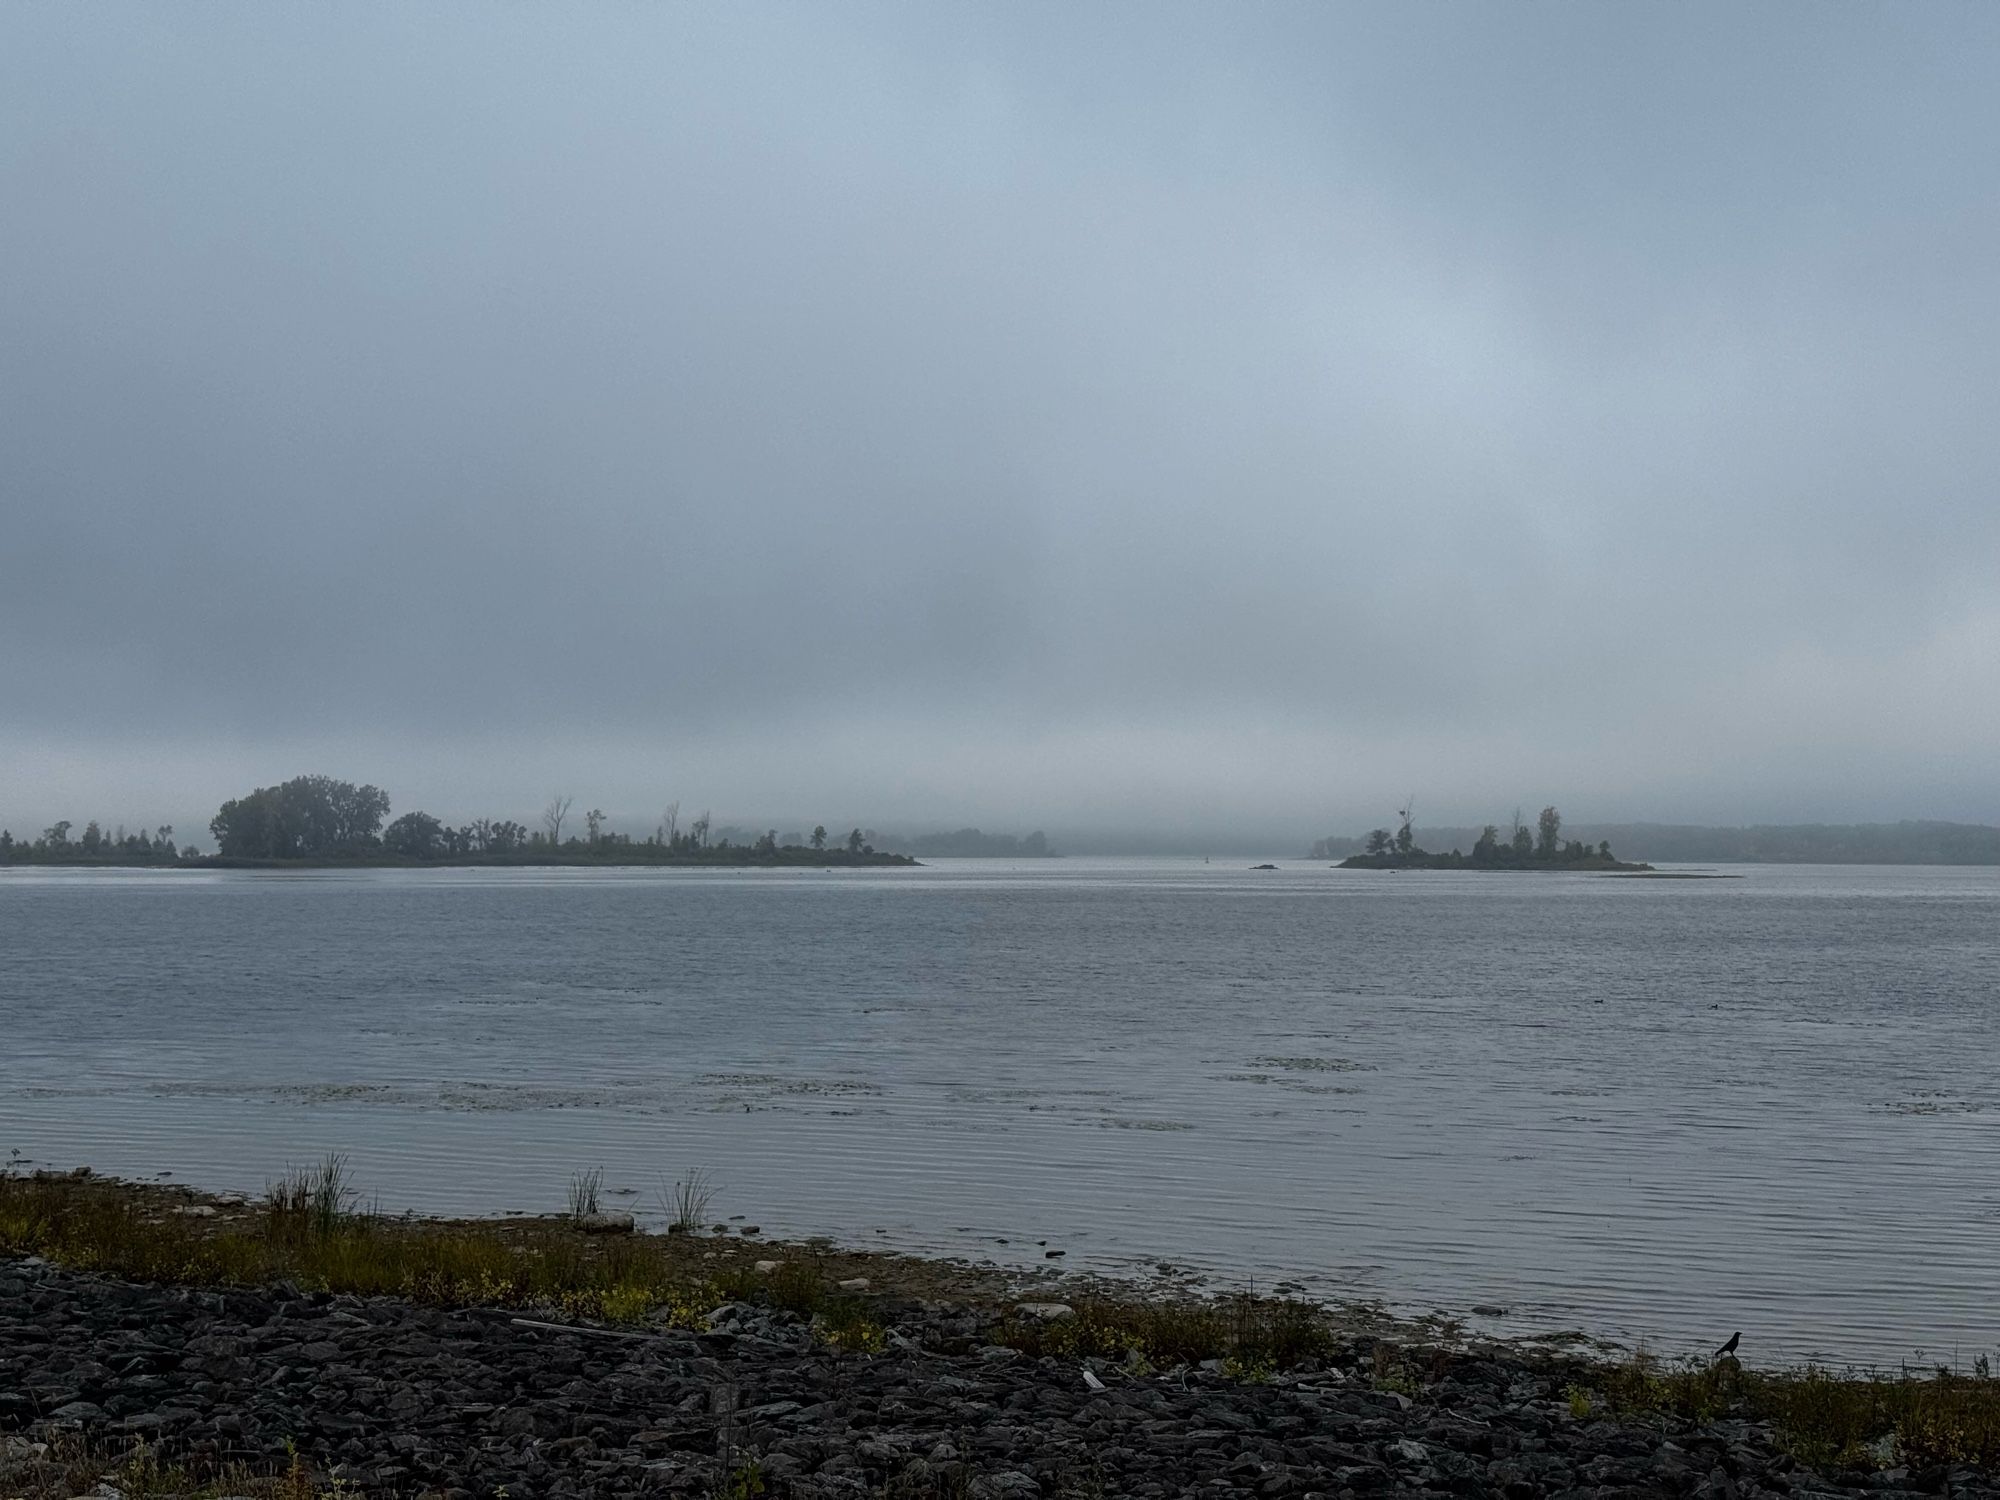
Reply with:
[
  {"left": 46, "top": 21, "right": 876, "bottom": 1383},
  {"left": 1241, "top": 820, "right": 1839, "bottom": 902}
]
[{"left": 5, "top": 1254, "right": 1988, "bottom": 1500}]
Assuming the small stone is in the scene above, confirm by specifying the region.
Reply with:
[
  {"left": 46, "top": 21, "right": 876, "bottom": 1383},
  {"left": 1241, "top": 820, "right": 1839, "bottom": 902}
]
[
  {"left": 573, "top": 1211, "right": 635, "bottom": 1234},
  {"left": 754, "top": 1260, "right": 782, "bottom": 1275},
  {"left": 837, "top": 1277, "right": 870, "bottom": 1292}
]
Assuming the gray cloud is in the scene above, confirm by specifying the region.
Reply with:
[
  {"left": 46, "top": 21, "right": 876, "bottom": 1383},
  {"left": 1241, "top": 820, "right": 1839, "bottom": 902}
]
[{"left": 4, "top": 3, "right": 1997, "bottom": 841}]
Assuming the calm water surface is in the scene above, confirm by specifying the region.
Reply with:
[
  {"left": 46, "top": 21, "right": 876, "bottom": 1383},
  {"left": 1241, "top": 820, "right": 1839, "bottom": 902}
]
[{"left": 3, "top": 859, "right": 1996, "bottom": 1367}]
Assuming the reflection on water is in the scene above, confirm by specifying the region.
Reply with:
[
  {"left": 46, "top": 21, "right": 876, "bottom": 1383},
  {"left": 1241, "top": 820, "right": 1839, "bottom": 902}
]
[{"left": 3, "top": 859, "right": 1996, "bottom": 1366}]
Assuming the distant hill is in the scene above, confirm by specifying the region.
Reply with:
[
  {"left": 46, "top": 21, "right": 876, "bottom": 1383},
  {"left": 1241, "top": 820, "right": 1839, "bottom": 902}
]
[{"left": 1312, "top": 821, "right": 2000, "bottom": 865}]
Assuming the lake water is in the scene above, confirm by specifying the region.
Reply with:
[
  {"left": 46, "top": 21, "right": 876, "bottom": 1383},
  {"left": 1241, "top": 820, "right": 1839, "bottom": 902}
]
[{"left": 3, "top": 859, "right": 1995, "bottom": 1368}]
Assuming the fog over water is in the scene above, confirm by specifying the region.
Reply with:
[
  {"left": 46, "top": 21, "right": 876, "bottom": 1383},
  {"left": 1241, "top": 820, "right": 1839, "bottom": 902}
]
[{"left": 4, "top": 4, "right": 1999, "bottom": 839}]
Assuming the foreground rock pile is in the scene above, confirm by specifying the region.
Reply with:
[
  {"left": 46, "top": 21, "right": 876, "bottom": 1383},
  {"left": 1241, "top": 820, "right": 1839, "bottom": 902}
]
[{"left": 0, "top": 1256, "right": 1987, "bottom": 1499}]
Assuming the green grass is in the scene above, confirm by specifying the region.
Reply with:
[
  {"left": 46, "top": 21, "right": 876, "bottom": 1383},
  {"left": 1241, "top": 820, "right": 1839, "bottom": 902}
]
[
  {"left": 0, "top": 1168, "right": 914, "bottom": 1350},
  {"left": 1588, "top": 1350, "right": 2000, "bottom": 1470},
  {"left": 991, "top": 1293, "right": 1336, "bottom": 1370},
  {"left": 0, "top": 1169, "right": 722, "bottom": 1327}
]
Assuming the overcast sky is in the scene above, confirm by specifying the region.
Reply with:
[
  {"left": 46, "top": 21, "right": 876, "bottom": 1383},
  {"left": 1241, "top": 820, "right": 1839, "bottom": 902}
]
[{"left": 4, "top": 4, "right": 1997, "bottom": 845}]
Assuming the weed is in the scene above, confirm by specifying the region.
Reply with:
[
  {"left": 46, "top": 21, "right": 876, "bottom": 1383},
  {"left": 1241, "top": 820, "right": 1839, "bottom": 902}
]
[
  {"left": 995, "top": 1292, "right": 1335, "bottom": 1372},
  {"left": 0, "top": 1427, "right": 342, "bottom": 1498},
  {"left": 266, "top": 1154, "right": 356, "bottom": 1243},
  {"left": 762, "top": 1260, "right": 828, "bottom": 1317},
  {"left": 0, "top": 1169, "right": 733, "bottom": 1334},
  {"left": 814, "top": 1295, "right": 888, "bottom": 1353},
  {"left": 1370, "top": 1341, "right": 1420, "bottom": 1396},
  {"left": 1223, "top": 1352, "right": 1275, "bottom": 1383},
  {"left": 567, "top": 1167, "right": 603, "bottom": 1217},
  {"left": 1565, "top": 1383, "right": 1594, "bottom": 1420},
  {"left": 1597, "top": 1348, "right": 2000, "bottom": 1471},
  {"left": 666, "top": 1166, "right": 719, "bottom": 1231}
]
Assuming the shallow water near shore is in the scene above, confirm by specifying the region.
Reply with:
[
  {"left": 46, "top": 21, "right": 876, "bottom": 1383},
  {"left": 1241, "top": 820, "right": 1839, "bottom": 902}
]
[{"left": 3, "top": 858, "right": 1996, "bottom": 1367}]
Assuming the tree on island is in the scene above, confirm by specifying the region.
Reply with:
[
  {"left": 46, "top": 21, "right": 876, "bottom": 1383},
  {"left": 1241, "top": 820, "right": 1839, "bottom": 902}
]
[
  {"left": 210, "top": 775, "right": 390, "bottom": 859},
  {"left": 543, "top": 795, "right": 573, "bottom": 847},
  {"left": 812, "top": 825, "right": 827, "bottom": 850},
  {"left": 383, "top": 810, "right": 447, "bottom": 860}
]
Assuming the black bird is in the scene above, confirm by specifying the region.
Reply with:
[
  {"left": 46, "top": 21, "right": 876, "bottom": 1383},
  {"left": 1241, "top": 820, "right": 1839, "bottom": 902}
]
[{"left": 1715, "top": 1332, "right": 1741, "bottom": 1359}]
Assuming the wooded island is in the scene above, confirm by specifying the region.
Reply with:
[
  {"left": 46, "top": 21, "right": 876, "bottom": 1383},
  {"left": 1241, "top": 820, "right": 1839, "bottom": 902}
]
[
  {"left": 1338, "top": 805, "right": 1652, "bottom": 872},
  {"left": 0, "top": 775, "right": 918, "bottom": 868}
]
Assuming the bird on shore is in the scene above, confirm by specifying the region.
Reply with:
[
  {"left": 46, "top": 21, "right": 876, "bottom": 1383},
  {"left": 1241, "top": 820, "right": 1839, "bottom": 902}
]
[{"left": 1715, "top": 1332, "right": 1741, "bottom": 1359}]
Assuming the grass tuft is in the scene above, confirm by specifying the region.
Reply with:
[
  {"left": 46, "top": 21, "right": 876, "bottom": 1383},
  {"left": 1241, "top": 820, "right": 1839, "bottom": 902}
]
[
  {"left": 993, "top": 1293, "right": 1336, "bottom": 1371},
  {"left": 265, "top": 1154, "right": 355, "bottom": 1243},
  {"left": 665, "top": 1166, "right": 718, "bottom": 1231},
  {"left": 566, "top": 1167, "right": 603, "bottom": 1218}
]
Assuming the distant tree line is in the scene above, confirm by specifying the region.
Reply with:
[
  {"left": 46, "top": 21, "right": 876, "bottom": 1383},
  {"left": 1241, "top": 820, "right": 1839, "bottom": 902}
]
[
  {"left": 201, "top": 776, "right": 914, "bottom": 866},
  {"left": 2, "top": 775, "right": 921, "bottom": 867},
  {"left": 0, "top": 821, "right": 193, "bottom": 865}
]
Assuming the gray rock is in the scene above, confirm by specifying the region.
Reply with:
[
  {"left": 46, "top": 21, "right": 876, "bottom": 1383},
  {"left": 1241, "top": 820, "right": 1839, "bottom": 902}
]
[{"left": 1013, "top": 1301, "right": 1075, "bottom": 1321}]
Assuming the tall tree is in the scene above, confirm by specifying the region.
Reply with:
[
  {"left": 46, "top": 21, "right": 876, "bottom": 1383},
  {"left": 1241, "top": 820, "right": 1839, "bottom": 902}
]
[
  {"left": 383, "top": 810, "right": 446, "bottom": 859},
  {"left": 210, "top": 775, "right": 388, "bottom": 858},
  {"left": 543, "top": 795, "right": 573, "bottom": 846}
]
